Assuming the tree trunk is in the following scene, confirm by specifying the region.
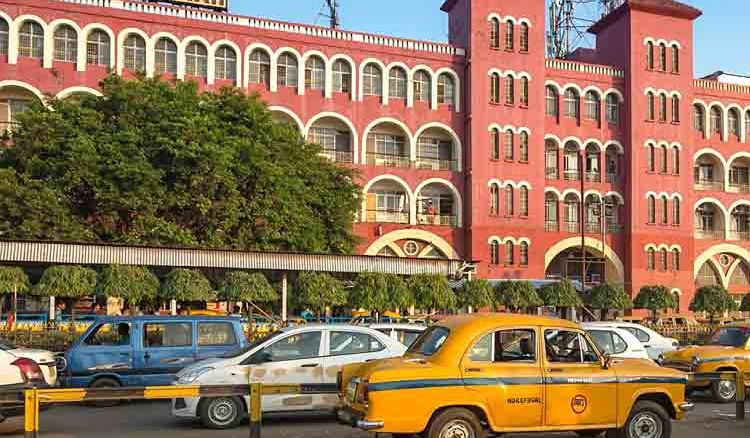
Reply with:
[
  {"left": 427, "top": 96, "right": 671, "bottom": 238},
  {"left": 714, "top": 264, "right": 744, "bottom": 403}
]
[
  {"left": 600, "top": 309, "right": 607, "bottom": 321},
  {"left": 69, "top": 297, "right": 76, "bottom": 333},
  {"left": 0, "top": 294, "right": 5, "bottom": 327}
]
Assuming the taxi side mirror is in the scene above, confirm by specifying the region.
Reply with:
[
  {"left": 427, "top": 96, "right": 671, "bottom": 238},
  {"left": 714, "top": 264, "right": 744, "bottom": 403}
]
[{"left": 600, "top": 353, "right": 612, "bottom": 370}]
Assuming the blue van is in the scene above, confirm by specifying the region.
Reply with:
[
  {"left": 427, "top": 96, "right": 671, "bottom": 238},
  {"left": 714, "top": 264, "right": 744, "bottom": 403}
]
[{"left": 62, "top": 316, "right": 247, "bottom": 388}]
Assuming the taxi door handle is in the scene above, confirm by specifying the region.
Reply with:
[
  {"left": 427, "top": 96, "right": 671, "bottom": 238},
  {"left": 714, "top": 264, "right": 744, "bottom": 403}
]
[
  {"left": 464, "top": 368, "right": 483, "bottom": 373},
  {"left": 300, "top": 363, "right": 319, "bottom": 368},
  {"left": 546, "top": 368, "right": 564, "bottom": 373}
]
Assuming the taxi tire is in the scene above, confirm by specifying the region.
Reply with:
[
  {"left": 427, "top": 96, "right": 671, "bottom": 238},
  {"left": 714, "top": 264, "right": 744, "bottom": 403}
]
[
  {"left": 426, "top": 408, "right": 486, "bottom": 438},
  {"left": 199, "top": 396, "right": 244, "bottom": 429},
  {"left": 87, "top": 377, "right": 122, "bottom": 408},
  {"left": 621, "top": 400, "right": 671, "bottom": 438},
  {"left": 711, "top": 380, "right": 736, "bottom": 403}
]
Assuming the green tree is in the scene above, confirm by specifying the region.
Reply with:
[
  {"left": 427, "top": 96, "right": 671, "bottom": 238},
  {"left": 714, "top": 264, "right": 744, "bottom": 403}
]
[
  {"left": 633, "top": 285, "right": 676, "bottom": 318},
  {"left": 0, "top": 267, "right": 30, "bottom": 324},
  {"left": 159, "top": 269, "right": 213, "bottom": 303},
  {"left": 457, "top": 279, "right": 494, "bottom": 311},
  {"left": 589, "top": 283, "right": 633, "bottom": 321},
  {"left": 689, "top": 285, "right": 737, "bottom": 323},
  {"left": 296, "top": 272, "right": 347, "bottom": 320},
  {"left": 32, "top": 265, "right": 97, "bottom": 322},
  {"left": 384, "top": 274, "right": 413, "bottom": 312},
  {"left": 2, "top": 75, "right": 360, "bottom": 253},
  {"left": 409, "top": 274, "right": 456, "bottom": 312},
  {"left": 495, "top": 281, "right": 543, "bottom": 313},
  {"left": 96, "top": 265, "right": 159, "bottom": 308},
  {"left": 349, "top": 272, "right": 391, "bottom": 315},
  {"left": 218, "top": 271, "right": 278, "bottom": 310},
  {"left": 539, "top": 280, "right": 582, "bottom": 318},
  {"left": 741, "top": 294, "right": 750, "bottom": 312}
]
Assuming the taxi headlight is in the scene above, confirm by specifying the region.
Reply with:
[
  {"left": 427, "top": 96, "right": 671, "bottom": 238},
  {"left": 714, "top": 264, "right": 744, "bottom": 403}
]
[{"left": 177, "top": 366, "right": 214, "bottom": 384}]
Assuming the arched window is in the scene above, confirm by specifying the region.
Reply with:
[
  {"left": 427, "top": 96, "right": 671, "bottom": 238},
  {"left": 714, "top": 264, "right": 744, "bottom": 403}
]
[
  {"left": 490, "top": 241, "right": 500, "bottom": 265},
  {"left": 545, "top": 193, "right": 559, "bottom": 228},
  {"left": 658, "top": 94, "right": 667, "bottom": 122},
  {"left": 606, "top": 94, "right": 620, "bottom": 124},
  {"left": 647, "top": 144, "right": 656, "bottom": 172},
  {"left": 645, "top": 92, "right": 654, "bottom": 120},
  {"left": 276, "top": 53, "right": 299, "bottom": 89},
  {"left": 520, "top": 23, "right": 529, "bottom": 52},
  {"left": 584, "top": 91, "right": 600, "bottom": 121},
  {"left": 414, "top": 70, "right": 431, "bottom": 103},
  {"left": 86, "top": 30, "right": 110, "bottom": 66},
  {"left": 185, "top": 42, "right": 208, "bottom": 78},
  {"left": 519, "top": 131, "right": 529, "bottom": 162},
  {"left": 520, "top": 77, "right": 529, "bottom": 106},
  {"left": 491, "top": 128, "right": 500, "bottom": 160},
  {"left": 659, "top": 43, "right": 667, "bottom": 71},
  {"left": 660, "top": 248, "right": 668, "bottom": 271},
  {"left": 660, "top": 146, "right": 668, "bottom": 174},
  {"left": 710, "top": 106, "right": 722, "bottom": 135},
  {"left": 564, "top": 88, "right": 579, "bottom": 118},
  {"left": 672, "top": 197, "right": 680, "bottom": 225},
  {"left": 505, "top": 241, "right": 514, "bottom": 265},
  {"left": 545, "top": 86, "right": 558, "bottom": 116},
  {"left": 504, "top": 20, "right": 514, "bottom": 50},
  {"left": 671, "top": 96, "right": 680, "bottom": 123},
  {"left": 746, "top": 111, "right": 750, "bottom": 142},
  {"left": 214, "top": 45, "right": 237, "bottom": 81},
  {"left": 520, "top": 187, "right": 529, "bottom": 217},
  {"left": 489, "top": 18, "right": 500, "bottom": 49},
  {"left": 437, "top": 73, "right": 455, "bottom": 105},
  {"left": 362, "top": 63, "right": 383, "bottom": 96},
  {"left": 331, "top": 59, "right": 351, "bottom": 94},
  {"left": 505, "top": 185, "right": 514, "bottom": 216},
  {"left": 672, "top": 249, "right": 680, "bottom": 271},
  {"left": 646, "top": 248, "right": 655, "bottom": 270},
  {"left": 490, "top": 183, "right": 500, "bottom": 215},
  {"left": 154, "top": 38, "right": 178, "bottom": 74},
  {"left": 729, "top": 108, "right": 741, "bottom": 139},
  {"left": 693, "top": 104, "right": 705, "bottom": 133},
  {"left": 647, "top": 195, "right": 656, "bottom": 223},
  {"left": 520, "top": 241, "right": 529, "bottom": 266},
  {"left": 0, "top": 20, "right": 8, "bottom": 55},
  {"left": 490, "top": 73, "right": 501, "bottom": 104},
  {"left": 53, "top": 25, "right": 77, "bottom": 63},
  {"left": 305, "top": 56, "right": 326, "bottom": 91},
  {"left": 123, "top": 34, "right": 146, "bottom": 72},
  {"left": 250, "top": 49, "right": 272, "bottom": 87},
  {"left": 646, "top": 42, "right": 654, "bottom": 70},
  {"left": 660, "top": 195, "right": 668, "bottom": 224},
  {"left": 672, "top": 146, "right": 680, "bottom": 175},
  {"left": 671, "top": 44, "right": 679, "bottom": 73},
  {"left": 504, "top": 75, "right": 514, "bottom": 105},
  {"left": 18, "top": 21, "right": 45, "bottom": 59},
  {"left": 389, "top": 67, "right": 407, "bottom": 99},
  {"left": 504, "top": 129, "right": 514, "bottom": 160}
]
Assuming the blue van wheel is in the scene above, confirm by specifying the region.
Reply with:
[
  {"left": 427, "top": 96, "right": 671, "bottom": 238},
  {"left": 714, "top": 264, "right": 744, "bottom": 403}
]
[
  {"left": 199, "top": 397, "right": 244, "bottom": 429},
  {"left": 87, "top": 377, "right": 122, "bottom": 408}
]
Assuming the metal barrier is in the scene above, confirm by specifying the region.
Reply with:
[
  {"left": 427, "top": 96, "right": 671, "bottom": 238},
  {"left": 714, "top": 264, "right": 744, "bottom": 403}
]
[{"left": 688, "top": 371, "right": 748, "bottom": 421}]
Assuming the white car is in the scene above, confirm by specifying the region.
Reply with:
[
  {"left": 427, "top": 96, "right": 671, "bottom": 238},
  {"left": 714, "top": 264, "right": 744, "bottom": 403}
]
[
  {"left": 0, "top": 341, "right": 58, "bottom": 422},
  {"left": 583, "top": 324, "right": 649, "bottom": 360},
  {"left": 586, "top": 321, "right": 679, "bottom": 360},
  {"left": 368, "top": 323, "right": 426, "bottom": 347},
  {"left": 172, "top": 324, "right": 406, "bottom": 429}
]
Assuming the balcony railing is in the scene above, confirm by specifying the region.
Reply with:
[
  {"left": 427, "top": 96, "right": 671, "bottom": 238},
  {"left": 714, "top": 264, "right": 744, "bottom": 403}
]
[
  {"left": 415, "top": 156, "right": 458, "bottom": 171},
  {"left": 320, "top": 149, "right": 353, "bottom": 163},
  {"left": 584, "top": 222, "right": 601, "bottom": 233},
  {"left": 417, "top": 213, "right": 457, "bottom": 226},
  {"left": 365, "top": 209, "right": 409, "bottom": 224},
  {"left": 606, "top": 173, "right": 619, "bottom": 183},
  {"left": 694, "top": 180, "right": 723, "bottom": 191},
  {"left": 563, "top": 221, "right": 581, "bottom": 233},
  {"left": 607, "top": 223, "right": 624, "bottom": 233},
  {"left": 546, "top": 168, "right": 559, "bottom": 180},
  {"left": 585, "top": 172, "right": 601, "bottom": 182},
  {"left": 367, "top": 152, "right": 410, "bottom": 168},
  {"left": 545, "top": 220, "right": 560, "bottom": 231},
  {"left": 729, "top": 182, "right": 750, "bottom": 193},
  {"left": 563, "top": 170, "right": 580, "bottom": 181},
  {"left": 694, "top": 228, "right": 724, "bottom": 239},
  {"left": 729, "top": 230, "right": 750, "bottom": 241}
]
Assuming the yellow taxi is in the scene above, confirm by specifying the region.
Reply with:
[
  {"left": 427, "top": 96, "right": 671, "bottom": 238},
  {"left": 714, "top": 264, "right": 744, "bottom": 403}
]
[
  {"left": 661, "top": 322, "right": 750, "bottom": 403},
  {"left": 337, "top": 314, "right": 691, "bottom": 438}
]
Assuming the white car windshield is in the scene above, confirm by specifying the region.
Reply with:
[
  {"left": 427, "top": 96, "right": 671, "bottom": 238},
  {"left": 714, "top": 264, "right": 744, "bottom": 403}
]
[{"left": 221, "top": 331, "right": 283, "bottom": 358}]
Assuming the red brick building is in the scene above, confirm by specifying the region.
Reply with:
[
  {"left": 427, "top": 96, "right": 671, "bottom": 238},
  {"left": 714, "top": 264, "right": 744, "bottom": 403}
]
[{"left": 0, "top": 0, "right": 746, "bottom": 309}]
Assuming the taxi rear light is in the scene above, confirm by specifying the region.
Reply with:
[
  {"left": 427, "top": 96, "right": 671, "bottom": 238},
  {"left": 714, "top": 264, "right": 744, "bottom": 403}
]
[
  {"left": 356, "top": 379, "right": 369, "bottom": 404},
  {"left": 12, "top": 358, "right": 45, "bottom": 384}
]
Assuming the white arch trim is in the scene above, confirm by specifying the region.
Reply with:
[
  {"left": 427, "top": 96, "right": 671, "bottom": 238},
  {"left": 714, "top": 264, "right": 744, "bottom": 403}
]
[
  {"left": 435, "top": 67, "right": 462, "bottom": 112},
  {"left": 605, "top": 191, "right": 625, "bottom": 205},
  {"left": 361, "top": 174, "right": 415, "bottom": 224},
  {"left": 693, "top": 244, "right": 750, "bottom": 289},
  {"left": 414, "top": 122, "right": 463, "bottom": 171},
  {"left": 328, "top": 53, "right": 356, "bottom": 100},
  {"left": 604, "top": 88, "right": 625, "bottom": 103},
  {"left": 81, "top": 23, "right": 116, "bottom": 70},
  {"left": 117, "top": 28, "right": 152, "bottom": 76},
  {"left": 0, "top": 80, "right": 45, "bottom": 103},
  {"left": 267, "top": 106, "right": 305, "bottom": 132},
  {"left": 545, "top": 237, "right": 625, "bottom": 282},
  {"left": 361, "top": 117, "right": 415, "bottom": 164},
  {"left": 414, "top": 179, "right": 463, "bottom": 228},
  {"left": 364, "top": 229, "right": 461, "bottom": 260},
  {"left": 545, "top": 187, "right": 563, "bottom": 200},
  {"left": 55, "top": 86, "right": 102, "bottom": 99},
  {"left": 304, "top": 111, "right": 359, "bottom": 164},
  {"left": 210, "top": 39, "right": 243, "bottom": 86},
  {"left": 604, "top": 140, "right": 625, "bottom": 154}
]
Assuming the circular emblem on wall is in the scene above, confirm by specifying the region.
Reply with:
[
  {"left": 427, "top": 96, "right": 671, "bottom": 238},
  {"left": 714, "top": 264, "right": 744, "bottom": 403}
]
[
  {"left": 571, "top": 395, "right": 588, "bottom": 414},
  {"left": 403, "top": 240, "right": 420, "bottom": 256},
  {"left": 720, "top": 254, "right": 731, "bottom": 267}
]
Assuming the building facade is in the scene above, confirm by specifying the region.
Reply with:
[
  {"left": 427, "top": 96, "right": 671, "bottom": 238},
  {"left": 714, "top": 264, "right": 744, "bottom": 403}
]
[{"left": 0, "top": 0, "right": 746, "bottom": 310}]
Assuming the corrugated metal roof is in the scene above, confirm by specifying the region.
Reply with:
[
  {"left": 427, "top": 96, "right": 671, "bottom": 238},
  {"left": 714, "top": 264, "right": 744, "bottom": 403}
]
[{"left": 0, "top": 240, "right": 467, "bottom": 277}]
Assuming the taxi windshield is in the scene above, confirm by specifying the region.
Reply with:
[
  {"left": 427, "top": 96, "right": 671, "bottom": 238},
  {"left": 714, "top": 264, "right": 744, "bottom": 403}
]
[
  {"left": 708, "top": 326, "right": 750, "bottom": 347},
  {"left": 407, "top": 326, "right": 450, "bottom": 357}
]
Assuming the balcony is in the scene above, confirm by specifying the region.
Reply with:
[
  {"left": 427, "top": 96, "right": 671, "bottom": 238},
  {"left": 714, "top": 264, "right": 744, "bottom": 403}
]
[
  {"left": 415, "top": 156, "right": 458, "bottom": 171},
  {"left": 694, "top": 179, "right": 723, "bottom": 191},
  {"left": 563, "top": 221, "right": 581, "bottom": 233},
  {"left": 585, "top": 172, "right": 601, "bottom": 182},
  {"left": 563, "top": 170, "right": 580, "bottom": 181},
  {"left": 606, "top": 173, "right": 619, "bottom": 183},
  {"left": 584, "top": 222, "right": 602, "bottom": 233},
  {"left": 365, "top": 209, "right": 409, "bottom": 224},
  {"left": 367, "top": 152, "right": 410, "bottom": 168},
  {"left": 545, "top": 220, "right": 560, "bottom": 231},
  {"left": 320, "top": 149, "right": 353, "bottom": 163},
  {"left": 694, "top": 228, "right": 724, "bottom": 240},
  {"left": 607, "top": 223, "right": 624, "bottom": 233},
  {"left": 729, "top": 182, "right": 750, "bottom": 193},
  {"left": 417, "top": 213, "right": 457, "bottom": 226},
  {"left": 546, "top": 168, "right": 559, "bottom": 180},
  {"left": 729, "top": 230, "right": 750, "bottom": 241}
]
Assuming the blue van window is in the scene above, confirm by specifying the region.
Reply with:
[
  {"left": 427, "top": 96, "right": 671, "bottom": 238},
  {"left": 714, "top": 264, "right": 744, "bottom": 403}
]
[
  {"left": 85, "top": 323, "right": 131, "bottom": 346},
  {"left": 144, "top": 323, "right": 192, "bottom": 347},
  {"left": 198, "top": 322, "right": 237, "bottom": 346}
]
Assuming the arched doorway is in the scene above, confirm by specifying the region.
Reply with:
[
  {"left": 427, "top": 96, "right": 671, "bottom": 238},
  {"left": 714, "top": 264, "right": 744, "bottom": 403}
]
[{"left": 544, "top": 237, "right": 625, "bottom": 285}]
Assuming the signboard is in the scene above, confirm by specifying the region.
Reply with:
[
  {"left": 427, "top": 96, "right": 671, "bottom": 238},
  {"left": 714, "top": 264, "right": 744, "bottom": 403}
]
[{"left": 148, "top": 0, "right": 228, "bottom": 12}]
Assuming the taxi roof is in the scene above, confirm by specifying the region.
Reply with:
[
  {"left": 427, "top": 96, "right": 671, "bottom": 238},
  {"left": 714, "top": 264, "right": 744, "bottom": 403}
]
[{"left": 436, "top": 313, "right": 579, "bottom": 331}]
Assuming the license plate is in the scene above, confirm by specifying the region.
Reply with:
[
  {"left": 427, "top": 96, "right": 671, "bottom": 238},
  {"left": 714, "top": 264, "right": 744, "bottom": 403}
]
[{"left": 346, "top": 381, "right": 358, "bottom": 403}]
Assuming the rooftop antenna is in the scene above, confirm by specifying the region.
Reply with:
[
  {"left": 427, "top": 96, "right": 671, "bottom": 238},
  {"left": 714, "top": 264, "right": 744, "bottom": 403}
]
[
  {"left": 320, "top": 0, "right": 340, "bottom": 29},
  {"left": 546, "top": 0, "right": 623, "bottom": 59}
]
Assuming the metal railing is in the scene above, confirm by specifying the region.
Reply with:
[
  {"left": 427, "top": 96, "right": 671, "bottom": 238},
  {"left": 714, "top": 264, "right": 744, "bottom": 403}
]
[
  {"left": 585, "top": 172, "right": 601, "bottom": 182},
  {"left": 729, "top": 230, "right": 750, "bottom": 241},
  {"left": 415, "top": 157, "right": 458, "bottom": 171},
  {"left": 694, "top": 228, "right": 724, "bottom": 239},
  {"left": 417, "top": 213, "right": 457, "bottom": 226},
  {"left": 584, "top": 222, "right": 601, "bottom": 233},
  {"left": 563, "top": 170, "right": 580, "bottom": 181},
  {"left": 694, "top": 180, "right": 724, "bottom": 191},
  {"left": 366, "top": 152, "right": 411, "bottom": 168},
  {"left": 729, "top": 182, "right": 750, "bottom": 193},
  {"left": 563, "top": 221, "right": 581, "bottom": 233},
  {"left": 545, "top": 168, "right": 559, "bottom": 180},
  {"left": 606, "top": 173, "right": 619, "bottom": 183},
  {"left": 364, "top": 209, "right": 409, "bottom": 224},
  {"left": 320, "top": 150, "right": 353, "bottom": 163},
  {"left": 545, "top": 220, "right": 560, "bottom": 231}
]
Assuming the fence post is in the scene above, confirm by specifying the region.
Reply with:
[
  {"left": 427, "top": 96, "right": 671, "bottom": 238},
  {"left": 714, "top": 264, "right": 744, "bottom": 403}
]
[
  {"left": 736, "top": 371, "right": 745, "bottom": 421},
  {"left": 24, "top": 388, "right": 39, "bottom": 438},
  {"left": 249, "top": 382, "right": 262, "bottom": 438}
]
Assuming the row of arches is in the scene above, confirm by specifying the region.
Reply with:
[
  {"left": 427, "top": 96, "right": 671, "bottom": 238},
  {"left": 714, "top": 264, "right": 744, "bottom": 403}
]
[
  {"left": 488, "top": 236, "right": 531, "bottom": 267},
  {"left": 693, "top": 148, "right": 750, "bottom": 193},
  {"left": 645, "top": 88, "right": 680, "bottom": 123},
  {"left": 644, "top": 38, "right": 680, "bottom": 73},
  {"left": 693, "top": 100, "right": 750, "bottom": 143},
  {"left": 644, "top": 244, "right": 682, "bottom": 272},
  {"left": 694, "top": 198, "right": 750, "bottom": 241},
  {"left": 544, "top": 136, "right": 624, "bottom": 183},
  {"left": 645, "top": 140, "right": 681, "bottom": 175},
  {"left": 488, "top": 14, "right": 532, "bottom": 53},
  {"left": 544, "top": 81, "right": 624, "bottom": 126},
  {"left": 488, "top": 181, "right": 531, "bottom": 218},
  {"left": 544, "top": 189, "right": 625, "bottom": 234},
  {"left": 645, "top": 192, "right": 681, "bottom": 227}
]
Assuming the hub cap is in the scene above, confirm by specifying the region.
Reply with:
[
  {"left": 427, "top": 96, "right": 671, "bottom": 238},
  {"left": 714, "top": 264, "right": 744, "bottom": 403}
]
[
  {"left": 628, "top": 412, "right": 663, "bottom": 438},
  {"left": 718, "top": 380, "right": 737, "bottom": 400},
  {"left": 439, "top": 419, "right": 475, "bottom": 438},
  {"left": 208, "top": 399, "right": 236, "bottom": 426}
]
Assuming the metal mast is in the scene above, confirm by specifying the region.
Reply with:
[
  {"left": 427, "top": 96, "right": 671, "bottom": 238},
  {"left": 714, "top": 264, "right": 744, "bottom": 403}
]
[
  {"left": 321, "top": 0, "right": 340, "bottom": 29},
  {"left": 546, "top": 0, "right": 623, "bottom": 59}
]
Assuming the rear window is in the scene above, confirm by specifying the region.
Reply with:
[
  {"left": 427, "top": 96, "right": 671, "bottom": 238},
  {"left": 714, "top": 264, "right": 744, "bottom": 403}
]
[
  {"left": 407, "top": 326, "right": 450, "bottom": 356},
  {"left": 198, "top": 322, "right": 237, "bottom": 346},
  {"left": 144, "top": 323, "right": 193, "bottom": 347}
]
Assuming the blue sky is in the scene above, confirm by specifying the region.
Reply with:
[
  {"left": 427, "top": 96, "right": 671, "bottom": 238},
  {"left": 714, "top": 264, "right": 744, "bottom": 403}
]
[{"left": 232, "top": 0, "right": 747, "bottom": 77}]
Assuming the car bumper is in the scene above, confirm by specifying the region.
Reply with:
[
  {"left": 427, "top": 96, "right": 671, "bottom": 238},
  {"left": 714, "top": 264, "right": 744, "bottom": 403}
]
[
  {"left": 171, "top": 396, "right": 200, "bottom": 419},
  {"left": 336, "top": 407, "right": 383, "bottom": 431},
  {"left": 679, "top": 402, "right": 695, "bottom": 413}
]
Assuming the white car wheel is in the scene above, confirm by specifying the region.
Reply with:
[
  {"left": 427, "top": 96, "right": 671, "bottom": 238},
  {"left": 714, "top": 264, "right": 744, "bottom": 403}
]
[{"left": 200, "top": 396, "right": 243, "bottom": 429}]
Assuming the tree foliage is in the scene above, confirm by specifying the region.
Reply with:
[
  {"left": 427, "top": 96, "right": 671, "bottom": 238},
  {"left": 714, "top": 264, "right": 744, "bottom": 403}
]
[
  {"left": 385, "top": 274, "right": 413, "bottom": 311},
  {"left": 689, "top": 285, "right": 737, "bottom": 321},
  {"left": 539, "top": 280, "right": 582, "bottom": 308},
  {"left": 32, "top": 265, "right": 97, "bottom": 298},
  {"left": 457, "top": 279, "right": 494, "bottom": 310},
  {"left": 0, "top": 267, "right": 30, "bottom": 295},
  {"left": 295, "top": 272, "right": 347, "bottom": 316},
  {"left": 96, "top": 265, "right": 159, "bottom": 306},
  {"left": 159, "top": 269, "right": 213, "bottom": 302},
  {"left": 349, "top": 272, "right": 391, "bottom": 312},
  {"left": 589, "top": 283, "right": 633, "bottom": 311},
  {"left": 217, "top": 271, "right": 278, "bottom": 304},
  {"left": 633, "top": 285, "right": 676, "bottom": 317},
  {"left": 495, "top": 281, "right": 543, "bottom": 312},
  {"left": 2, "top": 75, "right": 360, "bottom": 253},
  {"left": 409, "top": 274, "right": 456, "bottom": 311}
]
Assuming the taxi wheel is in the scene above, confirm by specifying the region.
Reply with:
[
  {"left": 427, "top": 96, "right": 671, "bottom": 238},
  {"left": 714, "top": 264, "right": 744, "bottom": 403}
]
[
  {"left": 623, "top": 401, "right": 671, "bottom": 438},
  {"left": 711, "top": 379, "right": 737, "bottom": 403},
  {"left": 426, "top": 408, "right": 486, "bottom": 438},
  {"left": 199, "top": 396, "right": 244, "bottom": 429},
  {"left": 87, "top": 377, "right": 122, "bottom": 408}
]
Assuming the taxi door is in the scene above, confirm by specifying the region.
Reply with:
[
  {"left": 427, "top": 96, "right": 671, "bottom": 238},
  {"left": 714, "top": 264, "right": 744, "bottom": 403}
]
[
  {"left": 460, "top": 327, "right": 544, "bottom": 430},
  {"left": 542, "top": 328, "right": 617, "bottom": 428}
]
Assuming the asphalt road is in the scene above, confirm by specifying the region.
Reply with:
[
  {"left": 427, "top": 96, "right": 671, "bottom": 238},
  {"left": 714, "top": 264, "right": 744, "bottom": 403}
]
[{"left": 0, "top": 396, "right": 749, "bottom": 438}]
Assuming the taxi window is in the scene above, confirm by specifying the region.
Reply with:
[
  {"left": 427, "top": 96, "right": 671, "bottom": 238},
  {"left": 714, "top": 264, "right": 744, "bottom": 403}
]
[
  {"left": 408, "top": 326, "right": 449, "bottom": 356},
  {"left": 545, "top": 330, "right": 599, "bottom": 363},
  {"left": 396, "top": 330, "right": 423, "bottom": 348},
  {"left": 622, "top": 327, "right": 650, "bottom": 343},
  {"left": 330, "top": 331, "right": 385, "bottom": 356},
  {"left": 589, "top": 330, "right": 627, "bottom": 355},
  {"left": 468, "top": 329, "right": 535, "bottom": 362}
]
